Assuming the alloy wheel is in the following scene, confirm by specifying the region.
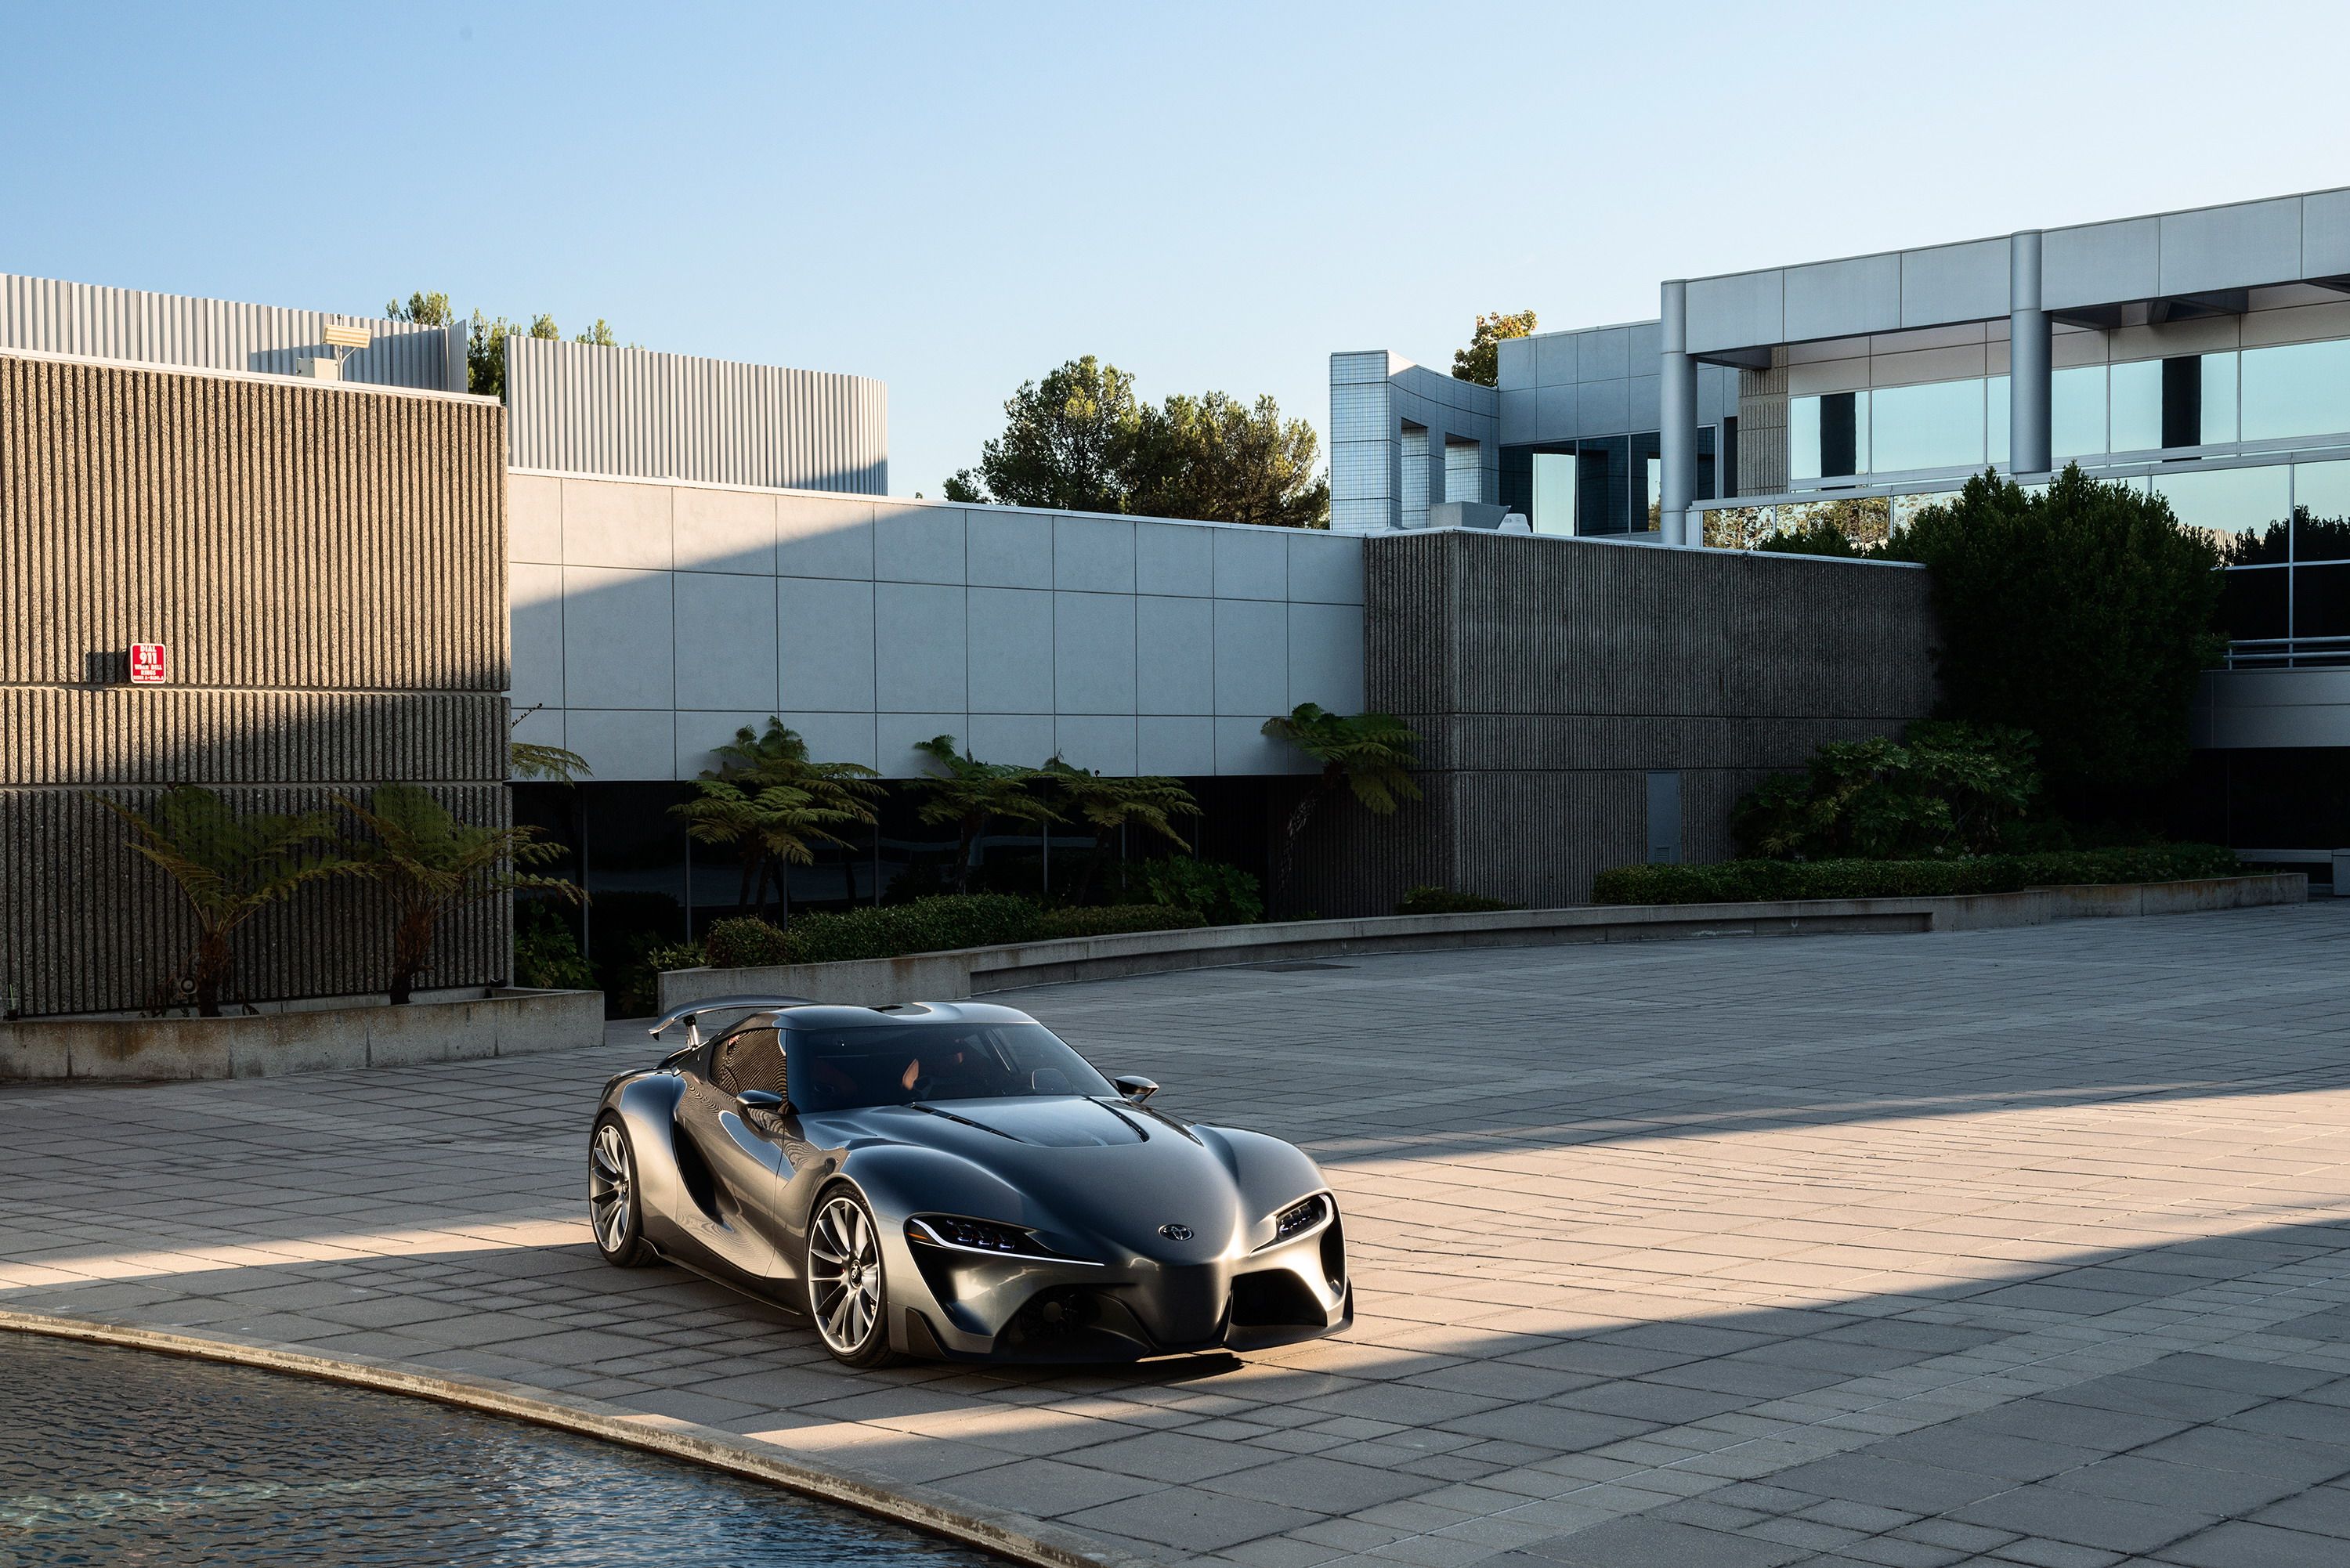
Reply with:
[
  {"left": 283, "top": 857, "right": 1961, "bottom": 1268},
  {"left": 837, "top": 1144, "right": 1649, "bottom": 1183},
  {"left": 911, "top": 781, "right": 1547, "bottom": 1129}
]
[
  {"left": 589, "top": 1122, "right": 634, "bottom": 1255},
  {"left": 808, "top": 1194, "right": 884, "bottom": 1356}
]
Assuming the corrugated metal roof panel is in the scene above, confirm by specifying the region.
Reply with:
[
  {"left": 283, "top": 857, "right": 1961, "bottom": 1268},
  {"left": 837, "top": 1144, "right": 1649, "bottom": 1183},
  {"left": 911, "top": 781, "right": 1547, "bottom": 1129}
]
[
  {"left": 1, "top": 273, "right": 465, "bottom": 390},
  {"left": 505, "top": 336, "right": 886, "bottom": 493}
]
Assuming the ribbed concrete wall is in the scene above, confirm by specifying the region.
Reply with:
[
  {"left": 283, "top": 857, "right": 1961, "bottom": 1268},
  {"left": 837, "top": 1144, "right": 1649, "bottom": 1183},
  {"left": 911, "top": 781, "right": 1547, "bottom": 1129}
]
[
  {"left": 506, "top": 337, "right": 888, "bottom": 493},
  {"left": 1292, "top": 532, "right": 1939, "bottom": 914},
  {"left": 1, "top": 352, "right": 510, "bottom": 1017},
  {"left": 3, "top": 273, "right": 465, "bottom": 391},
  {"left": 2, "top": 356, "right": 505, "bottom": 691},
  {"left": 1737, "top": 359, "right": 1790, "bottom": 496}
]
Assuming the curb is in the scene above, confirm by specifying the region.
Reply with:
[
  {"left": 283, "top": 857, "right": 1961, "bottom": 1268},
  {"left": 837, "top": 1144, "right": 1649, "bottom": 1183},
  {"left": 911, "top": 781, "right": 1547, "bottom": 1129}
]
[
  {"left": 659, "top": 873, "right": 2308, "bottom": 1011},
  {"left": 0, "top": 1310, "right": 1158, "bottom": 1568}
]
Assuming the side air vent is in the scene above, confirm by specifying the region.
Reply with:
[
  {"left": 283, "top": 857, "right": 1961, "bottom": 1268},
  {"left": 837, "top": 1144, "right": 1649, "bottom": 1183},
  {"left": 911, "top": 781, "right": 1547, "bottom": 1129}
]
[
  {"left": 1231, "top": 1269, "right": 1324, "bottom": 1328},
  {"left": 671, "top": 1125, "right": 720, "bottom": 1220}
]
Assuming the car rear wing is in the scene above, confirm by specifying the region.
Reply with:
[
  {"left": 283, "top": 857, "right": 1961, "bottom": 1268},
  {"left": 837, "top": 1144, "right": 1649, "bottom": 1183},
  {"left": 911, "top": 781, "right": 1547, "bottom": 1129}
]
[{"left": 646, "top": 994, "right": 819, "bottom": 1048}]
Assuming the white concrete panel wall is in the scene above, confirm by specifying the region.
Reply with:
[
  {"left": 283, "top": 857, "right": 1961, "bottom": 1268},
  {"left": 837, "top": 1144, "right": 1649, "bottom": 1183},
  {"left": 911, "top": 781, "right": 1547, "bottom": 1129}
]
[
  {"left": 1327, "top": 351, "right": 1499, "bottom": 533},
  {"left": 1493, "top": 320, "right": 1737, "bottom": 455},
  {"left": 508, "top": 471, "right": 1364, "bottom": 782},
  {"left": 1680, "top": 186, "right": 2350, "bottom": 354}
]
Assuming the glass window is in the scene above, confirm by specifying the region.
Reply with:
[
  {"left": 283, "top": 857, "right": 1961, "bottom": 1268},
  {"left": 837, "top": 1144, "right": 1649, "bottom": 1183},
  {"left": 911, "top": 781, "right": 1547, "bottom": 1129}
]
[
  {"left": 2295, "top": 459, "right": 2350, "bottom": 562},
  {"left": 1791, "top": 396, "right": 1821, "bottom": 482},
  {"left": 1701, "top": 505, "right": 1773, "bottom": 550},
  {"left": 2218, "top": 568, "right": 2289, "bottom": 643},
  {"left": 1869, "top": 378, "right": 1986, "bottom": 474},
  {"left": 1530, "top": 451, "right": 1577, "bottom": 536},
  {"left": 1578, "top": 437, "right": 1628, "bottom": 536},
  {"left": 2052, "top": 366, "right": 2107, "bottom": 460},
  {"left": 1630, "top": 431, "right": 1662, "bottom": 531},
  {"left": 1790, "top": 393, "right": 1867, "bottom": 482},
  {"left": 2109, "top": 359, "right": 2163, "bottom": 453},
  {"left": 1828, "top": 392, "right": 1866, "bottom": 477},
  {"left": 584, "top": 782, "right": 689, "bottom": 982},
  {"left": 1892, "top": 493, "right": 1954, "bottom": 533},
  {"left": 712, "top": 1026, "right": 786, "bottom": 1098},
  {"left": 1775, "top": 495, "right": 1890, "bottom": 549},
  {"left": 2151, "top": 464, "right": 2292, "bottom": 553},
  {"left": 2202, "top": 352, "right": 2239, "bottom": 445},
  {"left": 2294, "top": 564, "right": 2350, "bottom": 641},
  {"left": 1988, "top": 376, "right": 2009, "bottom": 465},
  {"left": 784, "top": 1022, "right": 1117, "bottom": 1111},
  {"left": 2242, "top": 339, "right": 2350, "bottom": 442}
]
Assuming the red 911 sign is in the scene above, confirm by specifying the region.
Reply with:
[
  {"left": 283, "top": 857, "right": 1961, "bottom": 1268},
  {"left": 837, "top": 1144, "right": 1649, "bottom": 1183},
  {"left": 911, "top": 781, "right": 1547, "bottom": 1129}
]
[{"left": 128, "top": 644, "right": 167, "bottom": 685}]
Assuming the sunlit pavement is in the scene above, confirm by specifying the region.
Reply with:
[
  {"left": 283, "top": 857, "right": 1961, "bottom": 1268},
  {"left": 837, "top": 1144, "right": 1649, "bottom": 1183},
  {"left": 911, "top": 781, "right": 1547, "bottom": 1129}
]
[{"left": 7, "top": 904, "right": 2350, "bottom": 1567}]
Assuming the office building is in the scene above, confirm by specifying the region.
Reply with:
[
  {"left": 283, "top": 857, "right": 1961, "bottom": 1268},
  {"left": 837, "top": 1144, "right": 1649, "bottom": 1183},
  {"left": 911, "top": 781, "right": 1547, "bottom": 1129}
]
[{"left": 1334, "top": 184, "right": 2350, "bottom": 873}]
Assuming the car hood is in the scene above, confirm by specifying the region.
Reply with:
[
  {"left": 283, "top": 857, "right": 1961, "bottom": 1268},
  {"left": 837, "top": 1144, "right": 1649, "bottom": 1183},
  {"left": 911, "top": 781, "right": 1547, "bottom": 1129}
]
[
  {"left": 902, "top": 1096, "right": 1150, "bottom": 1147},
  {"left": 818, "top": 1097, "right": 1270, "bottom": 1259}
]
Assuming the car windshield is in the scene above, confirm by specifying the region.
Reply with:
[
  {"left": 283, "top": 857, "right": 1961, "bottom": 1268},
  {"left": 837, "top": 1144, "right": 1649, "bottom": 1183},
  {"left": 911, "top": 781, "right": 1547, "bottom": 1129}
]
[{"left": 786, "top": 1022, "right": 1117, "bottom": 1113}]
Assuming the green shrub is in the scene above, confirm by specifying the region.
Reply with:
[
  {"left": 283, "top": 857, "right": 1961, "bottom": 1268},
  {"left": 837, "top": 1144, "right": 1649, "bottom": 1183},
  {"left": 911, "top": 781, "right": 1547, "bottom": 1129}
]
[
  {"left": 1033, "top": 904, "right": 1208, "bottom": 939},
  {"left": 1396, "top": 885, "right": 1517, "bottom": 915},
  {"left": 675, "top": 894, "right": 1234, "bottom": 969},
  {"left": 703, "top": 916, "right": 791, "bottom": 970},
  {"left": 1732, "top": 721, "right": 2042, "bottom": 861},
  {"left": 611, "top": 934, "right": 706, "bottom": 1016},
  {"left": 1143, "top": 858, "right": 1264, "bottom": 925},
  {"left": 1889, "top": 467, "right": 2225, "bottom": 816},
  {"left": 513, "top": 903, "right": 596, "bottom": 991},
  {"left": 1756, "top": 519, "right": 1879, "bottom": 558},
  {"left": 645, "top": 940, "right": 707, "bottom": 972},
  {"left": 782, "top": 894, "right": 1042, "bottom": 965},
  {"left": 1590, "top": 844, "right": 2242, "bottom": 905}
]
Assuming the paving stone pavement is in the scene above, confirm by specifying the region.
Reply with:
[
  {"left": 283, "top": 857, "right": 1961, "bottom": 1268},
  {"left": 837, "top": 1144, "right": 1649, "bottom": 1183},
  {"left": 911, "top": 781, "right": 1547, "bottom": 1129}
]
[{"left": 6, "top": 904, "right": 2350, "bottom": 1566}]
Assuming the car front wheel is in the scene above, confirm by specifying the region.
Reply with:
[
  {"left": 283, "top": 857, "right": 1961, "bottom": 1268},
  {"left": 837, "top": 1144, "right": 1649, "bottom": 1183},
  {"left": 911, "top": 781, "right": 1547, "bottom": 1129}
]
[
  {"left": 588, "top": 1115, "right": 656, "bottom": 1267},
  {"left": 807, "top": 1187, "right": 902, "bottom": 1367}
]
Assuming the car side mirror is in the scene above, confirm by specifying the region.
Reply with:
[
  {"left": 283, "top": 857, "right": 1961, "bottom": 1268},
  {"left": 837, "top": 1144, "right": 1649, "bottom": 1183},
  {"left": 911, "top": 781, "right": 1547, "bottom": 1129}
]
[
  {"left": 736, "top": 1089, "right": 786, "bottom": 1113},
  {"left": 1114, "top": 1075, "right": 1159, "bottom": 1104}
]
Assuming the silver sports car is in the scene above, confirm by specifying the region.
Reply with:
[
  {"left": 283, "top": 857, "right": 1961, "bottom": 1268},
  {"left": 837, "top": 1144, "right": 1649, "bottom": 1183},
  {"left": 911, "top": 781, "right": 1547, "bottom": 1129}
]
[{"left": 588, "top": 995, "right": 1352, "bottom": 1367}]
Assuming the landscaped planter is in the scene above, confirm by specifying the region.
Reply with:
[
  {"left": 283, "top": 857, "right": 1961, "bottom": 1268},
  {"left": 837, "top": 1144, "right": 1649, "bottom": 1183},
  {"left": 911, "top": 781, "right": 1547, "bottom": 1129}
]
[
  {"left": 0, "top": 987, "right": 606, "bottom": 1082},
  {"left": 655, "top": 873, "right": 2307, "bottom": 1013}
]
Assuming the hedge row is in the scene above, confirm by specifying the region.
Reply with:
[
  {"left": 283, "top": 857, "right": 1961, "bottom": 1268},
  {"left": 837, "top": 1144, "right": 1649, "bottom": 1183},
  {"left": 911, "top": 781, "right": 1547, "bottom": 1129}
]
[
  {"left": 694, "top": 896, "right": 1207, "bottom": 971},
  {"left": 1395, "top": 885, "right": 1517, "bottom": 915},
  {"left": 1033, "top": 904, "right": 1207, "bottom": 940},
  {"left": 1589, "top": 844, "right": 2243, "bottom": 906}
]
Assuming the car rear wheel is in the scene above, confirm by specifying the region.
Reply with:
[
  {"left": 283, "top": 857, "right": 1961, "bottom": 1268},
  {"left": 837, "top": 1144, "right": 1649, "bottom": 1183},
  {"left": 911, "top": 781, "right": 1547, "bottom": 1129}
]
[
  {"left": 807, "top": 1187, "right": 902, "bottom": 1367},
  {"left": 589, "top": 1115, "right": 656, "bottom": 1267}
]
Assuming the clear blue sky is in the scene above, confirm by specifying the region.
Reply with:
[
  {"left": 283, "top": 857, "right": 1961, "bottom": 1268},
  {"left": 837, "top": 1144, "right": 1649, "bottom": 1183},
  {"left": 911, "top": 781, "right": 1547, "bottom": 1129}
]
[{"left": 6, "top": 2, "right": 2345, "bottom": 499}]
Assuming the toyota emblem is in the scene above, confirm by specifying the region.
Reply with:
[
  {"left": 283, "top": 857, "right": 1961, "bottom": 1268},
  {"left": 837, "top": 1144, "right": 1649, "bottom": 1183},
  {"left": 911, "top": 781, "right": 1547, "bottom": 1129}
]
[{"left": 1159, "top": 1223, "right": 1194, "bottom": 1241}]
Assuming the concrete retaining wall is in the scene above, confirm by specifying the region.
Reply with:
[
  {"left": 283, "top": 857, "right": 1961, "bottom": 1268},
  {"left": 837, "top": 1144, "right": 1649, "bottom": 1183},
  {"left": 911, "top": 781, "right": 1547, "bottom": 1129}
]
[
  {"left": 656, "top": 873, "right": 2305, "bottom": 1012},
  {"left": 1292, "top": 530, "right": 1941, "bottom": 916},
  {"left": 0, "top": 988, "right": 605, "bottom": 1082}
]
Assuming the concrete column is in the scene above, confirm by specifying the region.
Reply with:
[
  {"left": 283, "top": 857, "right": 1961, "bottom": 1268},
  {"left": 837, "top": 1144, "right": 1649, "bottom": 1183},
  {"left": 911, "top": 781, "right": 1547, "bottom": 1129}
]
[
  {"left": 2008, "top": 229, "right": 2051, "bottom": 476},
  {"left": 1659, "top": 280, "right": 1698, "bottom": 545}
]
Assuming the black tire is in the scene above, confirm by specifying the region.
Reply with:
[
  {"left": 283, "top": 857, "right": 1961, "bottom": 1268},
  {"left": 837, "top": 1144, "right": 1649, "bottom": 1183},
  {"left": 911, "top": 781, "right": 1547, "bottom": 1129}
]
[
  {"left": 805, "top": 1185, "right": 904, "bottom": 1367},
  {"left": 589, "top": 1113, "right": 658, "bottom": 1267}
]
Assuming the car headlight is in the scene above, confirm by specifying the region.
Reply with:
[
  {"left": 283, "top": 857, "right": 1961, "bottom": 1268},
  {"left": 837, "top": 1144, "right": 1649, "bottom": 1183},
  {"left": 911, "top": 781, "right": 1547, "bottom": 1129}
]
[
  {"left": 1264, "top": 1192, "right": 1334, "bottom": 1247},
  {"left": 906, "top": 1214, "right": 1101, "bottom": 1266}
]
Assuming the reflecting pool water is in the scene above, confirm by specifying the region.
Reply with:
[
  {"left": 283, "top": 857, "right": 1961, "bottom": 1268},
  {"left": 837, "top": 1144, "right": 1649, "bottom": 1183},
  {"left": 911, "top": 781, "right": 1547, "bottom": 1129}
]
[{"left": 1, "top": 1335, "right": 1004, "bottom": 1565}]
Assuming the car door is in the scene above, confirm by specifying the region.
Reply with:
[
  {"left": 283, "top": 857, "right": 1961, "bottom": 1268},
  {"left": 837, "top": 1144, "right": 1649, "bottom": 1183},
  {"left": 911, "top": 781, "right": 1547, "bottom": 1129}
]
[{"left": 673, "top": 1022, "right": 794, "bottom": 1277}]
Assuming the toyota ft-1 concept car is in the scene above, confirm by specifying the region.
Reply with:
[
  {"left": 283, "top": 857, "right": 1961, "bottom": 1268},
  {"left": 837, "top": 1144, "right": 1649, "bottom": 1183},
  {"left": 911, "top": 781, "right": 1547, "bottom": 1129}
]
[{"left": 588, "top": 996, "right": 1352, "bottom": 1366}]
